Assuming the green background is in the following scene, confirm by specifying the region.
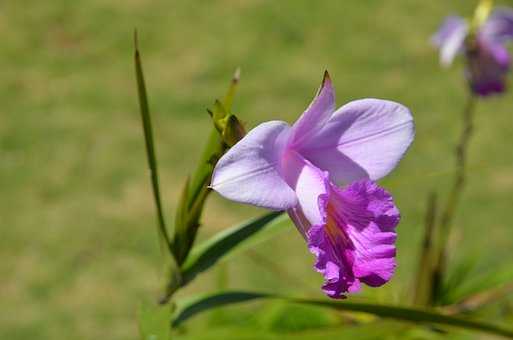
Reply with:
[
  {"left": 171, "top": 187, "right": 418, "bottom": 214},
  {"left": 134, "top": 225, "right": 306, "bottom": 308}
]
[{"left": 2, "top": 0, "right": 513, "bottom": 339}]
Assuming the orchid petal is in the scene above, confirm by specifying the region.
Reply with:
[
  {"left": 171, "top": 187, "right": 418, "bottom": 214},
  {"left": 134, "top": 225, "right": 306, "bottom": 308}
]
[
  {"left": 289, "top": 71, "right": 336, "bottom": 148},
  {"left": 283, "top": 151, "right": 328, "bottom": 227},
  {"left": 211, "top": 121, "right": 297, "bottom": 210},
  {"left": 481, "top": 7, "right": 513, "bottom": 44},
  {"left": 299, "top": 99, "right": 414, "bottom": 185},
  {"left": 307, "top": 224, "right": 359, "bottom": 298},
  {"left": 432, "top": 16, "right": 468, "bottom": 67},
  {"left": 466, "top": 40, "right": 510, "bottom": 96},
  {"left": 331, "top": 180, "right": 398, "bottom": 287}
]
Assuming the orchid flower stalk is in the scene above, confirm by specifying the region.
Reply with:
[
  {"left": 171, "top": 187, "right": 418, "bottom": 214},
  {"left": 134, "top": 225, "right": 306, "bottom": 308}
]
[
  {"left": 433, "top": 3, "right": 513, "bottom": 96},
  {"left": 427, "top": 1, "right": 513, "bottom": 302},
  {"left": 431, "top": 95, "right": 477, "bottom": 303},
  {"left": 211, "top": 72, "right": 414, "bottom": 298}
]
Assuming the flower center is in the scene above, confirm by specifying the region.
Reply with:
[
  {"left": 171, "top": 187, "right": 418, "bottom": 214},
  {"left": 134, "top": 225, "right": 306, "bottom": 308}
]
[{"left": 325, "top": 203, "right": 349, "bottom": 246}]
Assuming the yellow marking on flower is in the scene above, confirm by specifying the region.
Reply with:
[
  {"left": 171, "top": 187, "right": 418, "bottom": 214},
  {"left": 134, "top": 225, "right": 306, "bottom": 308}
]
[
  {"left": 325, "top": 204, "right": 348, "bottom": 245},
  {"left": 472, "top": 0, "right": 493, "bottom": 31}
]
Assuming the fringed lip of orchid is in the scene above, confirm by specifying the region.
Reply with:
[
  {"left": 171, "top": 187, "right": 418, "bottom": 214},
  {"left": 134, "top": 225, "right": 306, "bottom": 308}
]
[
  {"left": 211, "top": 71, "right": 415, "bottom": 298},
  {"left": 432, "top": 7, "right": 513, "bottom": 96}
]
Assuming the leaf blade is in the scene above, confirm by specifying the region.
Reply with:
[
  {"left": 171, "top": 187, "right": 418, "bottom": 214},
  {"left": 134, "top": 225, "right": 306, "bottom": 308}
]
[
  {"left": 172, "top": 291, "right": 513, "bottom": 338},
  {"left": 443, "top": 264, "right": 513, "bottom": 307},
  {"left": 172, "top": 291, "right": 266, "bottom": 326},
  {"left": 180, "top": 211, "right": 285, "bottom": 286},
  {"left": 134, "top": 31, "right": 173, "bottom": 256}
]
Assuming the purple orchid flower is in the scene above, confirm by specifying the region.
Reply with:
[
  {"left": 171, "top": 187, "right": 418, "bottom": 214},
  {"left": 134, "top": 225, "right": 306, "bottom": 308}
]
[
  {"left": 211, "top": 72, "right": 414, "bottom": 298},
  {"left": 433, "top": 7, "right": 513, "bottom": 96}
]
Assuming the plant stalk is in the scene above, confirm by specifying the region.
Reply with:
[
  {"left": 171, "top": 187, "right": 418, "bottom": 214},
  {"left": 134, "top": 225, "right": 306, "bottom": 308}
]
[{"left": 433, "top": 94, "right": 477, "bottom": 301}]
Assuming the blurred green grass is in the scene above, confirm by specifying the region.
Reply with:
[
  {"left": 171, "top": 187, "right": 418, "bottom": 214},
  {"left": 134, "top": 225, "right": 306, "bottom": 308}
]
[{"left": 2, "top": 0, "right": 513, "bottom": 339}]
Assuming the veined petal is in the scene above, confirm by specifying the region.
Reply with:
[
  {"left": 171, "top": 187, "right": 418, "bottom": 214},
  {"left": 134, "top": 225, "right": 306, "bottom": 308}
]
[
  {"left": 307, "top": 224, "right": 359, "bottom": 298},
  {"left": 283, "top": 151, "right": 329, "bottom": 227},
  {"left": 306, "top": 180, "right": 399, "bottom": 299},
  {"left": 289, "top": 71, "right": 336, "bottom": 148},
  {"left": 299, "top": 99, "right": 414, "bottom": 185},
  {"left": 481, "top": 7, "right": 513, "bottom": 44},
  {"left": 330, "top": 180, "right": 399, "bottom": 287},
  {"left": 211, "top": 121, "right": 297, "bottom": 210},
  {"left": 432, "top": 16, "right": 469, "bottom": 67}
]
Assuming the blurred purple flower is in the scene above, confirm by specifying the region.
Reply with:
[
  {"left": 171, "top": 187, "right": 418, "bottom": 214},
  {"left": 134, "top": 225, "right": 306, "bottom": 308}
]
[
  {"left": 211, "top": 73, "right": 414, "bottom": 298},
  {"left": 433, "top": 8, "right": 513, "bottom": 96}
]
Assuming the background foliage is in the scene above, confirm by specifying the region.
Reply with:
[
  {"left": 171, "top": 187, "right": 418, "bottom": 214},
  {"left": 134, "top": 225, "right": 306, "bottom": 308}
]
[{"left": 2, "top": 0, "right": 513, "bottom": 339}]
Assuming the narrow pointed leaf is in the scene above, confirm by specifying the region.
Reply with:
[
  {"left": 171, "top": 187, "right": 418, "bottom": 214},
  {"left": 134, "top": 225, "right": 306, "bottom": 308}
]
[
  {"left": 134, "top": 32, "right": 173, "bottom": 257},
  {"left": 180, "top": 211, "right": 285, "bottom": 286},
  {"left": 173, "top": 71, "right": 243, "bottom": 263},
  {"left": 174, "top": 178, "right": 190, "bottom": 236},
  {"left": 443, "top": 264, "right": 513, "bottom": 306},
  {"left": 172, "top": 291, "right": 265, "bottom": 326},
  {"left": 212, "top": 100, "right": 228, "bottom": 126},
  {"left": 437, "top": 257, "right": 479, "bottom": 305},
  {"left": 172, "top": 291, "right": 513, "bottom": 338},
  {"left": 185, "top": 69, "right": 241, "bottom": 211},
  {"left": 185, "top": 129, "right": 225, "bottom": 213},
  {"left": 444, "top": 281, "right": 513, "bottom": 315}
]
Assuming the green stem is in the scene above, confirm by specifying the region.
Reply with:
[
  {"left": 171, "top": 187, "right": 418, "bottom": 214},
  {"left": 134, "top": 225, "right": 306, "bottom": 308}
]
[
  {"left": 433, "top": 94, "right": 477, "bottom": 301},
  {"left": 172, "top": 129, "right": 226, "bottom": 265},
  {"left": 413, "top": 192, "right": 438, "bottom": 306}
]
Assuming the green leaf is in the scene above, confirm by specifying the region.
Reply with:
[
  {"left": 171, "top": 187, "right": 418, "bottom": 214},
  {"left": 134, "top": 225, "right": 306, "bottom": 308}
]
[
  {"left": 444, "top": 281, "right": 513, "bottom": 315},
  {"left": 225, "top": 214, "right": 290, "bottom": 257},
  {"left": 185, "top": 129, "right": 225, "bottom": 214},
  {"left": 172, "top": 291, "right": 513, "bottom": 338},
  {"left": 170, "top": 321, "right": 446, "bottom": 340},
  {"left": 173, "top": 291, "right": 265, "bottom": 326},
  {"left": 138, "top": 302, "right": 172, "bottom": 340},
  {"left": 185, "top": 68, "right": 240, "bottom": 211},
  {"left": 438, "top": 257, "right": 479, "bottom": 306},
  {"left": 443, "top": 264, "right": 513, "bottom": 308},
  {"left": 172, "top": 70, "right": 242, "bottom": 265},
  {"left": 180, "top": 211, "right": 286, "bottom": 286},
  {"left": 259, "top": 301, "right": 338, "bottom": 332},
  {"left": 211, "top": 100, "right": 228, "bottom": 129},
  {"left": 134, "top": 31, "right": 173, "bottom": 258}
]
